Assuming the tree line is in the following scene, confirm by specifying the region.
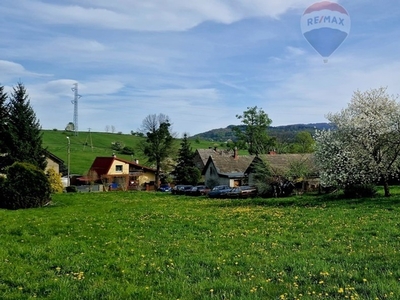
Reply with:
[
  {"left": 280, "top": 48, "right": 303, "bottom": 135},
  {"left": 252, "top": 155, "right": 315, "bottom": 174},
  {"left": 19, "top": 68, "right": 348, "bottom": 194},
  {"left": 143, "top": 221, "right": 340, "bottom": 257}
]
[
  {"left": 1, "top": 82, "right": 399, "bottom": 209},
  {"left": 141, "top": 87, "right": 400, "bottom": 197}
]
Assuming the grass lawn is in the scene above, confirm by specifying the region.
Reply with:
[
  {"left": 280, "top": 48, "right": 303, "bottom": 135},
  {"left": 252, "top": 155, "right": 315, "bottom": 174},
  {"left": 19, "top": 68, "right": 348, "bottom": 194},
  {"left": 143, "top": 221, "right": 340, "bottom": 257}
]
[{"left": 1, "top": 190, "right": 400, "bottom": 299}]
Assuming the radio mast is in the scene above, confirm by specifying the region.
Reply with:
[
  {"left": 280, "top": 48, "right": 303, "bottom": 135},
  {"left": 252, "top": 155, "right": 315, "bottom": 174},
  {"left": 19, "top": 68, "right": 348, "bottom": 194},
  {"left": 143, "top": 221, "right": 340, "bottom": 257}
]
[{"left": 71, "top": 83, "right": 81, "bottom": 136}]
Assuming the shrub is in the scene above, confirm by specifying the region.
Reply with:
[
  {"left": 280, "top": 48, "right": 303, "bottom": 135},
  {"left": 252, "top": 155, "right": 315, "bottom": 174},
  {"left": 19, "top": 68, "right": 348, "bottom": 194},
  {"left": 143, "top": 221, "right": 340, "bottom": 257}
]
[
  {"left": 0, "top": 162, "right": 51, "bottom": 209},
  {"left": 0, "top": 176, "right": 6, "bottom": 197},
  {"left": 66, "top": 185, "right": 78, "bottom": 193},
  {"left": 120, "top": 146, "right": 135, "bottom": 155},
  {"left": 343, "top": 184, "right": 377, "bottom": 198},
  {"left": 111, "top": 141, "right": 124, "bottom": 151},
  {"left": 206, "top": 178, "right": 220, "bottom": 190},
  {"left": 256, "top": 182, "right": 275, "bottom": 198},
  {"left": 47, "top": 168, "right": 64, "bottom": 194}
]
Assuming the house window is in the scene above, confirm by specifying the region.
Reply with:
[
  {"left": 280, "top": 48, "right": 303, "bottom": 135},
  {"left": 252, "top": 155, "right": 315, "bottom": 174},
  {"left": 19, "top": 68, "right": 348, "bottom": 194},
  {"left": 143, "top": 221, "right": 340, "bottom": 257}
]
[{"left": 116, "top": 165, "right": 123, "bottom": 172}]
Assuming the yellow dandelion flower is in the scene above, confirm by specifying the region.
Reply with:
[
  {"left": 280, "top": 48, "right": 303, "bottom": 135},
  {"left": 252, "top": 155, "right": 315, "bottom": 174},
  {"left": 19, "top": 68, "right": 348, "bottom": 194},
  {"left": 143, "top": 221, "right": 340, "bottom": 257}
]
[{"left": 338, "top": 287, "right": 344, "bottom": 293}]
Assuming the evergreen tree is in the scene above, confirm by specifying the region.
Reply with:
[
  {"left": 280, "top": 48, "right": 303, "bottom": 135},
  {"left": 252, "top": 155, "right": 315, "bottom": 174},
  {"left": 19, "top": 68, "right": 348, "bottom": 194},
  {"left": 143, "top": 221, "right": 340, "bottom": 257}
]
[
  {"left": 0, "top": 85, "right": 9, "bottom": 166},
  {"left": 172, "top": 133, "right": 200, "bottom": 185},
  {"left": 6, "top": 82, "right": 47, "bottom": 170}
]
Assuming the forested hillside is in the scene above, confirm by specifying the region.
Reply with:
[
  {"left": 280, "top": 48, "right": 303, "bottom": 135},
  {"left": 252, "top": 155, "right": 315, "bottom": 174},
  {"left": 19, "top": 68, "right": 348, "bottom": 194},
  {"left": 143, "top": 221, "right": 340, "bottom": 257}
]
[{"left": 191, "top": 123, "right": 333, "bottom": 142}]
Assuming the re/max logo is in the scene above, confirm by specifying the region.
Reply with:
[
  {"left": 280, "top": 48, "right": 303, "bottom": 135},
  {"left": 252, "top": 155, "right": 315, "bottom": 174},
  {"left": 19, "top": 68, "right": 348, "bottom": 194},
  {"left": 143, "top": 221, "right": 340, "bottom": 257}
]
[{"left": 307, "top": 16, "right": 345, "bottom": 26}]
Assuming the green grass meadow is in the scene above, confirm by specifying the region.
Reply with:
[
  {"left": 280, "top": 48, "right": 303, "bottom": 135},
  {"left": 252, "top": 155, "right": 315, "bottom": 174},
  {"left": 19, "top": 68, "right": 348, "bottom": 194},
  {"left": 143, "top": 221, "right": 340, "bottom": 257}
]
[{"left": 1, "top": 190, "right": 400, "bottom": 299}]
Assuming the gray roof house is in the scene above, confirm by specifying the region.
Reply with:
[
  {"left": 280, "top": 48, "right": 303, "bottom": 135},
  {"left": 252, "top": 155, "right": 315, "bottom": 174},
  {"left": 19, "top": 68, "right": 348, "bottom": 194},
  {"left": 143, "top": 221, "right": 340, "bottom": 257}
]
[
  {"left": 201, "top": 148, "right": 255, "bottom": 188},
  {"left": 193, "top": 148, "right": 234, "bottom": 171},
  {"left": 246, "top": 153, "right": 319, "bottom": 186}
]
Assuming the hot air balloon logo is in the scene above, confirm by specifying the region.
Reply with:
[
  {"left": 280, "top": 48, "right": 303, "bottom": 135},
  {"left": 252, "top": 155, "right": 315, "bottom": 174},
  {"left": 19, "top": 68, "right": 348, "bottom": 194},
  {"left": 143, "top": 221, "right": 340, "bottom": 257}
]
[{"left": 301, "top": 1, "right": 350, "bottom": 62}]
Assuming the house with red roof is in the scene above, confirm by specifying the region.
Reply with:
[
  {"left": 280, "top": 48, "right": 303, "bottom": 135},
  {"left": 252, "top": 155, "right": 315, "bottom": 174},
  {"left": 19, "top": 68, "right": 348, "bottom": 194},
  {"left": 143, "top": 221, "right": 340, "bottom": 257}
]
[{"left": 81, "top": 155, "right": 157, "bottom": 190}]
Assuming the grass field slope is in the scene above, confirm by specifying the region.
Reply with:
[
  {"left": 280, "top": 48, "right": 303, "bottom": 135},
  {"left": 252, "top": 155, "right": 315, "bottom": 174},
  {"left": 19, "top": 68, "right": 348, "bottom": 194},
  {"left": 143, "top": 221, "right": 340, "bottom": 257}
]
[
  {"left": 42, "top": 130, "right": 217, "bottom": 175},
  {"left": 1, "top": 190, "right": 400, "bottom": 299}
]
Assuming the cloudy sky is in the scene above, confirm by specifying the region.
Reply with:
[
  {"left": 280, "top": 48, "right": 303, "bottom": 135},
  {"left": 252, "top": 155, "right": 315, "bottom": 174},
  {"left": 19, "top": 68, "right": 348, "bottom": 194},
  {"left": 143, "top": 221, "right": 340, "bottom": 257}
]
[{"left": 1, "top": 0, "right": 399, "bottom": 136}]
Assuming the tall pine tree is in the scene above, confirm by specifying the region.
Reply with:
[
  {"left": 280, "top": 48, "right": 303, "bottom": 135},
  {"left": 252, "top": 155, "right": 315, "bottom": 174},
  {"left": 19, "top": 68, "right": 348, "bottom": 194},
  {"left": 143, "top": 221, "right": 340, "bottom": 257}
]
[
  {"left": 6, "top": 82, "right": 47, "bottom": 170},
  {"left": 0, "top": 85, "right": 9, "bottom": 147},
  {"left": 0, "top": 84, "right": 10, "bottom": 170},
  {"left": 172, "top": 133, "right": 200, "bottom": 185}
]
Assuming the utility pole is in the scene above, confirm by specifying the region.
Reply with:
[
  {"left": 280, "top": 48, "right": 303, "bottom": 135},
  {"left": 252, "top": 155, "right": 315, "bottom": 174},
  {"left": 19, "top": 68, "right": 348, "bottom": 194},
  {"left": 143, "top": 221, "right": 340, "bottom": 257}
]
[
  {"left": 83, "top": 128, "right": 94, "bottom": 151},
  {"left": 67, "top": 136, "right": 70, "bottom": 186}
]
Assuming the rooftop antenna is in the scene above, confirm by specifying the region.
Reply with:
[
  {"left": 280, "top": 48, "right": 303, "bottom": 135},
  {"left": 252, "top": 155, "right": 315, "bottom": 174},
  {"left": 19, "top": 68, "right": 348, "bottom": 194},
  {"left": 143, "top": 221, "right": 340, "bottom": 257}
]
[{"left": 71, "top": 83, "right": 81, "bottom": 136}]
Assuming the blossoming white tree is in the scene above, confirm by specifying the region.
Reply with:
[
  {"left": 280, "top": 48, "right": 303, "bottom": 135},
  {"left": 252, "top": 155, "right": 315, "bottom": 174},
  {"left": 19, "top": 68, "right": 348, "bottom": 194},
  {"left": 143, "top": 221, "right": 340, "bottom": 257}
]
[{"left": 315, "top": 87, "right": 400, "bottom": 197}]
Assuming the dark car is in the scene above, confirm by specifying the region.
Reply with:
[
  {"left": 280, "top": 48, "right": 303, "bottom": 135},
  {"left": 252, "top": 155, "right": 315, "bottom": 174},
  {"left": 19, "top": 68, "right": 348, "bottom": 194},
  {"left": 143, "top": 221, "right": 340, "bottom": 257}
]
[
  {"left": 158, "top": 184, "right": 172, "bottom": 192},
  {"left": 208, "top": 185, "right": 232, "bottom": 198},
  {"left": 186, "top": 185, "right": 210, "bottom": 196},
  {"left": 226, "top": 186, "right": 258, "bottom": 199},
  {"left": 172, "top": 185, "right": 193, "bottom": 195}
]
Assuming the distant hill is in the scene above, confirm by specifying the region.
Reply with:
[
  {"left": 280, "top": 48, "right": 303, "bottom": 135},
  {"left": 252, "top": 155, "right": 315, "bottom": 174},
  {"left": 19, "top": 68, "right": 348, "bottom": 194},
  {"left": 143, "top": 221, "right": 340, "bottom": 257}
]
[{"left": 191, "top": 123, "right": 334, "bottom": 142}]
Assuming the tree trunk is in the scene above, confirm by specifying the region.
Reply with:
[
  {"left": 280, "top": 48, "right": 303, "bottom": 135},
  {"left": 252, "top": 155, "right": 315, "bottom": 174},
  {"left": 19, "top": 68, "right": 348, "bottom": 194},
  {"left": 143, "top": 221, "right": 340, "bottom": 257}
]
[
  {"left": 155, "top": 164, "right": 160, "bottom": 190},
  {"left": 383, "top": 179, "right": 391, "bottom": 197}
]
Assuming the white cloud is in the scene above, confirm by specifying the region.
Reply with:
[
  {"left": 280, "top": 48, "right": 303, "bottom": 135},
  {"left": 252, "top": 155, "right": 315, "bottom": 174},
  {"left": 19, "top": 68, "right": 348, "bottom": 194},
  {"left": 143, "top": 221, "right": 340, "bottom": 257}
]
[
  {"left": 0, "top": 60, "right": 51, "bottom": 81},
  {"left": 15, "top": 0, "right": 319, "bottom": 31},
  {"left": 285, "top": 46, "right": 306, "bottom": 57},
  {"left": 2, "top": 0, "right": 399, "bottom": 136},
  {"left": 49, "top": 38, "right": 108, "bottom": 52},
  {"left": 262, "top": 54, "right": 400, "bottom": 126}
]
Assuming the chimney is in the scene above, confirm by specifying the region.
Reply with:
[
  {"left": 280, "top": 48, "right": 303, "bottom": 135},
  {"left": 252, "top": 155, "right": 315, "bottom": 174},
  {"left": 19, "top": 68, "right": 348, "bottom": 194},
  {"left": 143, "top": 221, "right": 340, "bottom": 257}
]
[
  {"left": 135, "top": 159, "right": 139, "bottom": 165},
  {"left": 112, "top": 153, "right": 116, "bottom": 158},
  {"left": 233, "top": 147, "right": 238, "bottom": 160}
]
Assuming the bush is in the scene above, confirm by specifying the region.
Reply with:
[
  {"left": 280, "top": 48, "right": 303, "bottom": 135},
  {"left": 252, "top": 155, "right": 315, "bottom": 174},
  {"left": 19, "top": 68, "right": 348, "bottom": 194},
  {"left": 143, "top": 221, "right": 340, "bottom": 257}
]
[
  {"left": 0, "top": 176, "right": 6, "bottom": 195},
  {"left": 205, "top": 178, "right": 220, "bottom": 190},
  {"left": 111, "top": 141, "right": 124, "bottom": 151},
  {"left": 120, "top": 146, "right": 135, "bottom": 155},
  {"left": 343, "top": 184, "right": 377, "bottom": 198},
  {"left": 0, "top": 162, "right": 51, "bottom": 209},
  {"left": 256, "top": 182, "right": 275, "bottom": 198},
  {"left": 66, "top": 185, "right": 78, "bottom": 193},
  {"left": 47, "top": 168, "right": 64, "bottom": 194},
  {"left": 257, "top": 181, "right": 295, "bottom": 198}
]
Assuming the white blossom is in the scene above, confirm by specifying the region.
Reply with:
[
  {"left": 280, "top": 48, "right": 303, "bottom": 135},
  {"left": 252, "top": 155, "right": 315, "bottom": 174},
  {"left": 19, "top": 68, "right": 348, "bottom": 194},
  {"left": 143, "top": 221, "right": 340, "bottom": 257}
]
[{"left": 315, "top": 87, "right": 400, "bottom": 196}]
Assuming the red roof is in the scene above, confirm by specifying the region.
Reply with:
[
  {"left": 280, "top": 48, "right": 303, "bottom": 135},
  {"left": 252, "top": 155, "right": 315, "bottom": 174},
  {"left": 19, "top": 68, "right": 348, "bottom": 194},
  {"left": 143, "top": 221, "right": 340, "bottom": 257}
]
[{"left": 88, "top": 157, "right": 156, "bottom": 176}]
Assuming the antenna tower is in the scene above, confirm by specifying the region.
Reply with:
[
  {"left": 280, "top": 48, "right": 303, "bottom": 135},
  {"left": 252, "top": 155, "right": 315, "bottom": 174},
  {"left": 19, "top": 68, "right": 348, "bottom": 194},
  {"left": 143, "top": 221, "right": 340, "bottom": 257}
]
[{"left": 71, "top": 83, "right": 81, "bottom": 136}]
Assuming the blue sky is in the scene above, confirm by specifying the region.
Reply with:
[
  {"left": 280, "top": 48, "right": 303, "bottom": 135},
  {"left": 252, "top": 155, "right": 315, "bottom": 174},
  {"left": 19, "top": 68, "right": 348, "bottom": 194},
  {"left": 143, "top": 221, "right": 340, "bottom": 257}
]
[{"left": 1, "top": 0, "right": 399, "bottom": 136}]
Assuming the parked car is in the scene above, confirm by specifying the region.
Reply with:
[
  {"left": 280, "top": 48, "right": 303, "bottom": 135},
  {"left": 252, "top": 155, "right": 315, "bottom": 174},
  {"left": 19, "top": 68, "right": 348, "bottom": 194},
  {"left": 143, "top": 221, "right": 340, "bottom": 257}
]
[
  {"left": 186, "top": 185, "right": 210, "bottom": 196},
  {"left": 226, "top": 186, "right": 258, "bottom": 199},
  {"left": 158, "top": 184, "right": 172, "bottom": 192},
  {"left": 172, "top": 185, "right": 193, "bottom": 195},
  {"left": 208, "top": 185, "right": 232, "bottom": 198}
]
